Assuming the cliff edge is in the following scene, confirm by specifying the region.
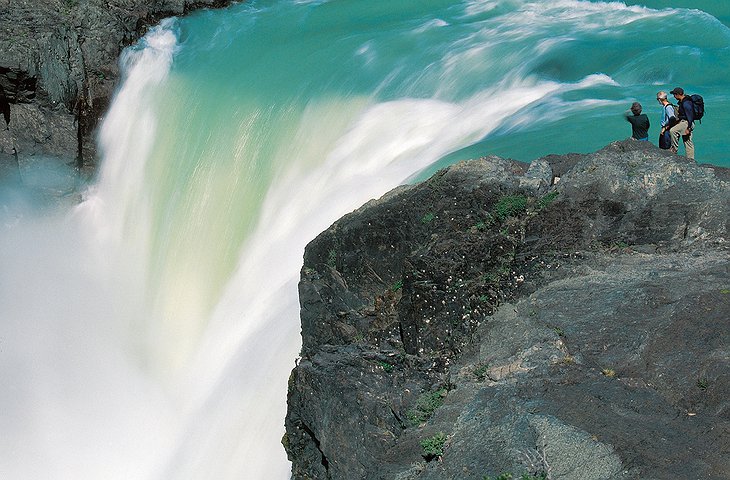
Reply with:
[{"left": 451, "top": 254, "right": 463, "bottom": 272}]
[{"left": 284, "top": 141, "right": 730, "bottom": 480}]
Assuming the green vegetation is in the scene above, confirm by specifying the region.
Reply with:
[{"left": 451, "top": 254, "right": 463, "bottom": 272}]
[
  {"left": 326, "top": 249, "right": 337, "bottom": 268},
  {"left": 697, "top": 378, "right": 709, "bottom": 391},
  {"left": 391, "top": 279, "right": 403, "bottom": 291},
  {"left": 536, "top": 190, "right": 559, "bottom": 210},
  {"left": 720, "top": 288, "right": 730, "bottom": 294},
  {"left": 473, "top": 362, "right": 490, "bottom": 381},
  {"left": 421, "top": 212, "right": 436, "bottom": 223},
  {"left": 493, "top": 195, "right": 528, "bottom": 221},
  {"left": 474, "top": 191, "right": 556, "bottom": 234},
  {"left": 379, "top": 361, "right": 394, "bottom": 373},
  {"left": 420, "top": 432, "right": 446, "bottom": 460},
  {"left": 406, "top": 388, "right": 447, "bottom": 426}
]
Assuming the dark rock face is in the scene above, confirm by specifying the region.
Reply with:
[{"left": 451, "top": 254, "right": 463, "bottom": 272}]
[
  {"left": 0, "top": 0, "right": 233, "bottom": 181},
  {"left": 284, "top": 141, "right": 730, "bottom": 480}
]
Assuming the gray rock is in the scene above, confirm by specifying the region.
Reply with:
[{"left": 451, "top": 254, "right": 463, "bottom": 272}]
[
  {"left": 285, "top": 140, "right": 730, "bottom": 480},
  {"left": 0, "top": 0, "right": 235, "bottom": 177}
]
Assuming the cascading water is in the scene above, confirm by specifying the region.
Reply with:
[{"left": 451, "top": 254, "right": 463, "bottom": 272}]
[{"left": 1, "top": 1, "right": 729, "bottom": 479}]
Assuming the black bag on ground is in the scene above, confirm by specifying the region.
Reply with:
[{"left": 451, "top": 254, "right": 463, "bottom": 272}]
[{"left": 659, "top": 130, "right": 671, "bottom": 149}]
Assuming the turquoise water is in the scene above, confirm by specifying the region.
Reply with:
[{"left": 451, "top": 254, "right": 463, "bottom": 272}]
[{"left": 1, "top": 1, "right": 728, "bottom": 479}]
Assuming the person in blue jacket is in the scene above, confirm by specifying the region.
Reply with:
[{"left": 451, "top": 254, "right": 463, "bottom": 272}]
[
  {"left": 656, "top": 91, "right": 676, "bottom": 149},
  {"left": 668, "top": 87, "right": 694, "bottom": 159}
]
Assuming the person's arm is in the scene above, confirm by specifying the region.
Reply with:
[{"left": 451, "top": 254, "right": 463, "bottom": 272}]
[{"left": 660, "top": 106, "right": 668, "bottom": 131}]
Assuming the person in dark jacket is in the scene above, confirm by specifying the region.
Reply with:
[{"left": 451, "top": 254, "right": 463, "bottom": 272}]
[
  {"left": 625, "top": 102, "right": 649, "bottom": 141},
  {"left": 668, "top": 87, "right": 694, "bottom": 159}
]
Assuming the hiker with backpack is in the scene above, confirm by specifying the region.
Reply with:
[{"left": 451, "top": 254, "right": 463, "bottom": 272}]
[
  {"left": 669, "top": 87, "right": 700, "bottom": 160},
  {"left": 656, "top": 91, "right": 677, "bottom": 149}
]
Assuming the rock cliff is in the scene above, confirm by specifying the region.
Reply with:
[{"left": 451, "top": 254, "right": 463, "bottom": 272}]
[
  {"left": 284, "top": 141, "right": 730, "bottom": 480},
  {"left": 0, "top": 0, "right": 232, "bottom": 183}
]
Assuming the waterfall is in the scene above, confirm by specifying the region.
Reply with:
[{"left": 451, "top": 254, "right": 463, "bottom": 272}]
[{"left": 1, "top": 1, "right": 728, "bottom": 479}]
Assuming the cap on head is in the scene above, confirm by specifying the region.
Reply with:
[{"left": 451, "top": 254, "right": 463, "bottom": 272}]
[{"left": 670, "top": 87, "right": 684, "bottom": 95}]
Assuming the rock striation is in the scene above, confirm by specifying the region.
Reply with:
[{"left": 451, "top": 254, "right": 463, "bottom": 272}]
[
  {"left": 284, "top": 141, "right": 730, "bottom": 480},
  {"left": 0, "top": 0, "right": 233, "bottom": 183}
]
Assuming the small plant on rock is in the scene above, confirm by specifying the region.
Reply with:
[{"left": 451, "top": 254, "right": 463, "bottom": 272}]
[
  {"left": 601, "top": 368, "right": 616, "bottom": 378},
  {"left": 473, "top": 362, "right": 490, "bottom": 381},
  {"left": 326, "top": 249, "right": 337, "bottom": 268},
  {"left": 406, "top": 388, "right": 447, "bottom": 426},
  {"left": 379, "top": 361, "right": 394, "bottom": 373},
  {"left": 420, "top": 432, "right": 446, "bottom": 460},
  {"left": 536, "top": 190, "right": 559, "bottom": 211},
  {"left": 493, "top": 195, "right": 528, "bottom": 221}
]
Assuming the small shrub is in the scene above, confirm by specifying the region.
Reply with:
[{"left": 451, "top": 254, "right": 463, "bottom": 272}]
[
  {"left": 406, "top": 388, "right": 447, "bottom": 426},
  {"left": 392, "top": 279, "right": 403, "bottom": 291},
  {"left": 493, "top": 195, "right": 528, "bottom": 221},
  {"left": 379, "top": 361, "right": 394, "bottom": 373},
  {"left": 697, "top": 378, "right": 709, "bottom": 391},
  {"left": 420, "top": 432, "right": 446, "bottom": 460},
  {"left": 421, "top": 212, "right": 436, "bottom": 223},
  {"left": 602, "top": 368, "right": 616, "bottom": 378},
  {"left": 536, "top": 190, "right": 559, "bottom": 210},
  {"left": 473, "top": 362, "right": 490, "bottom": 381},
  {"left": 326, "top": 249, "right": 337, "bottom": 268}
]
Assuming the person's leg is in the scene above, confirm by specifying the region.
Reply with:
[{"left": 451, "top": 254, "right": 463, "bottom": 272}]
[
  {"left": 683, "top": 130, "right": 694, "bottom": 159},
  {"left": 669, "top": 120, "right": 687, "bottom": 153}
]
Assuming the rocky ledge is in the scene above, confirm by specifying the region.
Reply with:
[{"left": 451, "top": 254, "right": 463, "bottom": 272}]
[
  {"left": 284, "top": 141, "right": 730, "bottom": 480},
  {"left": 0, "top": 0, "right": 233, "bottom": 185}
]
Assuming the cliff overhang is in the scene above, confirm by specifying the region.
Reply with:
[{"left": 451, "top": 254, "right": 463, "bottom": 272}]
[{"left": 284, "top": 140, "right": 730, "bottom": 479}]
